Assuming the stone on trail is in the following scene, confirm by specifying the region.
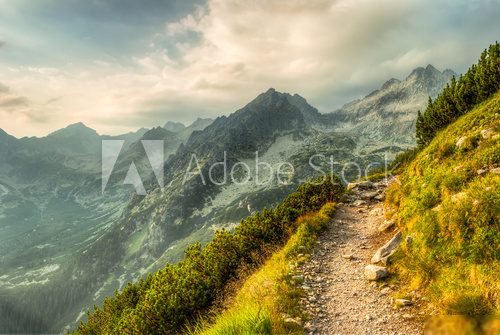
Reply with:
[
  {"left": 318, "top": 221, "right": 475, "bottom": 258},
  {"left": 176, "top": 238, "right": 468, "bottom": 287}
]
[
  {"left": 360, "top": 191, "right": 379, "bottom": 200},
  {"left": 347, "top": 180, "right": 374, "bottom": 190},
  {"left": 364, "top": 265, "right": 388, "bottom": 281},
  {"left": 352, "top": 199, "right": 367, "bottom": 206}
]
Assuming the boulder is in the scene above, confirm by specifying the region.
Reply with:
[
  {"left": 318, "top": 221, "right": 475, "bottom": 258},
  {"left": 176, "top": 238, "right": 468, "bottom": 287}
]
[
  {"left": 455, "top": 136, "right": 468, "bottom": 148},
  {"left": 405, "top": 235, "right": 414, "bottom": 246},
  {"left": 360, "top": 191, "right": 379, "bottom": 200},
  {"left": 481, "top": 128, "right": 495, "bottom": 139},
  {"left": 477, "top": 169, "right": 487, "bottom": 176},
  {"left": 347, "top": 182, "right": 358, "bottom": 191},
  {"left": 395, "top": 299, "right": 413, "bottom": 307},
  {"left": 364, "top": 265, "right": 388, "bottom": 281},
  {"left": 358, "top": 180, "right": 375, "bottom": 189},
  {"left": 352, "top": 199, "right": 367, "bottom": 206},
  {"left": 347, "top": 180, "right": 374, "bottom": 190},
  {"left": 378, "top": 220, "right": 395, "bottom": 232},
  {"left": 371, "top": 231, "right": 402, "bottom": 264}
]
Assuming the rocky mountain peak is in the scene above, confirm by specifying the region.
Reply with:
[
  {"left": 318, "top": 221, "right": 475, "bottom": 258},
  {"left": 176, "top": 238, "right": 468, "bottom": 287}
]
[
  {"left": 250, "top": 88, "right": 320, "bottom": 125},
  {"left": 140, "top": 126, "right": 177, "bottom": 140},
  {"left": 47, "top": 122, "right": 99, "bottom": 139},
  {"left": 251, "top": 88, "right": 287, "bottom": 107},
  {"left": 406, "top": 64, "right": 455, "bottom": 82},
  {"left": 188, "top": 117, "right": 213, "bottom": 129},
  {"left": 163, "top": 121, "right": 186, "bottom": 133}
]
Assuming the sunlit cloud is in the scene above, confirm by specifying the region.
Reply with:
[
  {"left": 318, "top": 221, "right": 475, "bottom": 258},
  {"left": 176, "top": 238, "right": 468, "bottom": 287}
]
[{"left": 0, "top": 0, "right": 499, "bottom": 137}]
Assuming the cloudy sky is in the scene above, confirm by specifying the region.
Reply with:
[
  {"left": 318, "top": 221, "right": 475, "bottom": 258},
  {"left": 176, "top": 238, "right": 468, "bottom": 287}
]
[{"left": 0, "top": 0, "right": 499, "bottom": 137}]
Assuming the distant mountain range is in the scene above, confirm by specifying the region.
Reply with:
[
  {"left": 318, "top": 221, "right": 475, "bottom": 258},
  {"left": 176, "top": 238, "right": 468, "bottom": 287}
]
[{"left": 0, "top": 65, "right": 455, "bottom": 333}]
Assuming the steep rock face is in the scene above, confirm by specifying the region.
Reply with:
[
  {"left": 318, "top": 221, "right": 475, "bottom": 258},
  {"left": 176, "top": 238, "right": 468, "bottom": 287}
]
[
  {"left": 326, "top": 65, "right": 456, "bottom": 148},
  {"left": 182, "top": 88, "right": 307, "bottom": 157},
  {"left": 117, "top": 88, "right": 312, "bottom": 260}
]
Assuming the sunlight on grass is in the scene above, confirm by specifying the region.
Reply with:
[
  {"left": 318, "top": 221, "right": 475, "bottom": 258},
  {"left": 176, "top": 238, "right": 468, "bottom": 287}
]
[
  {"left": 189, "top": 203, "right": 337, "bottom": 335},
  {"left": 386, "top": 92, "right": 500, "bottom": 332}
]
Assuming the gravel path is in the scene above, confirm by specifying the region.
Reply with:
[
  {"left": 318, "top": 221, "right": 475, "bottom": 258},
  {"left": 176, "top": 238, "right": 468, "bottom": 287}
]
[{"left": 299, "top": 180, "right": 424, "bottom": 335}]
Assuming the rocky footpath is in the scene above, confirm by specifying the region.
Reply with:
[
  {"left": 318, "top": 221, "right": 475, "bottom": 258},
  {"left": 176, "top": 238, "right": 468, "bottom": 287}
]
[{"left": 297, "top": 179, "right": 424, "bottom": 335}]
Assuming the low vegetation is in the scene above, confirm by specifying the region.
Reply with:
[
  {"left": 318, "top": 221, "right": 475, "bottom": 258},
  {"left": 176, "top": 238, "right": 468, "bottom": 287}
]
[
  {"left": 416, "top": 42, "right": 500, "bottom": 146},
  {"left": 75, "top": 177, "right": 344, "bottom": 334},
  {"left": 188, "top": 202, "right": 336, "bottom": 335}
]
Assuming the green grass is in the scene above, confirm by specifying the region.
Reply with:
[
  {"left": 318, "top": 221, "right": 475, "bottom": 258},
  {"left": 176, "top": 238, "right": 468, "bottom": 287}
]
[
  {"left": 188, "top": 202, "right": 337, "bottom": 335},
  {"left": 385, "top": 91, "right": 500, "bottom": 332}
]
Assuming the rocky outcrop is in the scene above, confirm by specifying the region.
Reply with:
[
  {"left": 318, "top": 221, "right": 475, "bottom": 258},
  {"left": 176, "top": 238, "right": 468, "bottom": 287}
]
[{"left": 371, "top": 231, "right": 402, "bottom": 264}]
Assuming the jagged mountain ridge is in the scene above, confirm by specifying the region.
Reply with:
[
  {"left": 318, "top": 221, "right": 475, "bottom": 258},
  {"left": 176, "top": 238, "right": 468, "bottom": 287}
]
[{"left": 324, "top": 64, "right": 456, "bottom": 146}]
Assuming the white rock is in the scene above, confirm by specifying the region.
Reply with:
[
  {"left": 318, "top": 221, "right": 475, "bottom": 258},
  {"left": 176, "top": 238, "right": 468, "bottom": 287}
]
[
  {"left": 364, "top": 265, "right": 388, "bottom": 281},
  {"left": 360, "top": 191, "right": 379, "bottom": 200},
  {"left": 456, "top": 136, "right": 468, "bottom": 148},
  {"left": 380, "top": 287, "right": 392, "bottom": 295},
  {"left": 477, "top": 169, "right": 487, "bottom": 176},
  {"left": 481, "top": 128, "right": 495, "bottom": 139},
  {"left": 371, "top": 231, "right": 402, "bottom": 264}
]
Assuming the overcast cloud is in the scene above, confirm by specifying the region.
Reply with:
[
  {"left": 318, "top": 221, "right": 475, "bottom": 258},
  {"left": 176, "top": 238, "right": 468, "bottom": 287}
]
[{"left": 0, "top": 0, "right": 499, "bottom": 137}]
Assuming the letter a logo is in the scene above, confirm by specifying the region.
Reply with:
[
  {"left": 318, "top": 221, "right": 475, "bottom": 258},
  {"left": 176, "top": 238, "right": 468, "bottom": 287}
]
[{"left": 102, "top": 140, "right": 164, "bottom": 195}]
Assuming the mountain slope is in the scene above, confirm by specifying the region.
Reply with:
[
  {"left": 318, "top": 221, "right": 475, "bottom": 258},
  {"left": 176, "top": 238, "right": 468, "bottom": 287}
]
[
  {"left": 74, "top": 177, "right": 344, "bottom": 334},
  {"left": 385, "top": 91, "right": 499, "bottom": 328}
]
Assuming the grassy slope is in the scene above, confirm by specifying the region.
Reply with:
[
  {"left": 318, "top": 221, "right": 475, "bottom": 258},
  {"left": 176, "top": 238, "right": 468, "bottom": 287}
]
[
  {"left": 386, "top": 92, "right": 500, "bottom": 329},
  {"left": 188, "top": 203, "right": 337, "bottom": 335}
]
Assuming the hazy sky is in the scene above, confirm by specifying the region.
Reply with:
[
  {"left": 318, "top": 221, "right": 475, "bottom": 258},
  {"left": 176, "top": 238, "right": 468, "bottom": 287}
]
[{"left": 0, "top": 0, "right": 499, "bottom": 137}]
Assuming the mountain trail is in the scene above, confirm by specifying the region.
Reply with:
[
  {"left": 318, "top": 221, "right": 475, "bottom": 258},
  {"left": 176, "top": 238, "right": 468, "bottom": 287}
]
[{"left": 299, "top": 179, "right": 424, "bottom": 335}]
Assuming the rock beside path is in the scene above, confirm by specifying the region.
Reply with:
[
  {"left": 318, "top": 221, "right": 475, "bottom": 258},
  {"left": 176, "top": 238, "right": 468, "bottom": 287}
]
[
  {"left": 371, "top": 231, "right": 402, "bottom": 264},
  {"left": 364, "top": 265, "right": 389, "bottom": 280}
]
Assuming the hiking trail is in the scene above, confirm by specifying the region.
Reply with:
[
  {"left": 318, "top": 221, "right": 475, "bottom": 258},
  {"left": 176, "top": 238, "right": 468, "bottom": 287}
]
[{"left": 299, "top": 179, "right": 424, "bottom": 335}]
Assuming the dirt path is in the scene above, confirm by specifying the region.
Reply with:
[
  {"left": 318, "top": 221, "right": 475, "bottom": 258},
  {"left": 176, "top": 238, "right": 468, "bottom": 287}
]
[{"left": 299, "top": 179, "right": 424, "bottom": 335}]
